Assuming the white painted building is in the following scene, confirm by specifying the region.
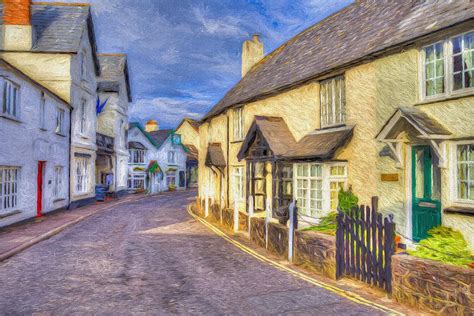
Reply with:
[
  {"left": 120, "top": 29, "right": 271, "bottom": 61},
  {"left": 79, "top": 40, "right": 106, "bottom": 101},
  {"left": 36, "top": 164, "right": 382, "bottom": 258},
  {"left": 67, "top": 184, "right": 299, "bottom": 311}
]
[
  {"left": 96, "top": 54, "right": 132, "bottom": 197},
  {"left": 128, "top": 121, "right": 187, "bottom": 194},
  {"left": 0, "top": 59, "right": 71, "bottom": 227},
  {"left": 0, "top": 1, "right": 100, "bottom": 208}
]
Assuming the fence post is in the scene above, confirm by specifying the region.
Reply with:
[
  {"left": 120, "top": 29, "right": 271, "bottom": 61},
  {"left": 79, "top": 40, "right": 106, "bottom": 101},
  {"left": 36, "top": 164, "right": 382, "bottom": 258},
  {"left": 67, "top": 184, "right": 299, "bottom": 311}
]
[
  {"left": 233, "top": 193, "right": 239, "bottom": 233},
  {"left": 384, "top": 214, "right": 396, "bottom": 294},
  {"left": 288, "top": 200, "right": 295, "bottom": 262},
  {"left": 248, "top": 196, "right": 254, "bottom": 235},
  {"left": 265, "top": 197, "right": 271, "bottom": 249},
  {"left": 335, "top": 209, "right": 343, "bottom": 279}
]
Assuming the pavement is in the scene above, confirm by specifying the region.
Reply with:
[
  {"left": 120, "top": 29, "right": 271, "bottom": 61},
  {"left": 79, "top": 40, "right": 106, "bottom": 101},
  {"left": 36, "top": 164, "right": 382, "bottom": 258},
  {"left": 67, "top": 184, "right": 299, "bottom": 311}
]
[{"left": 0, "top": 189, "right": 405, "bottom": 315}]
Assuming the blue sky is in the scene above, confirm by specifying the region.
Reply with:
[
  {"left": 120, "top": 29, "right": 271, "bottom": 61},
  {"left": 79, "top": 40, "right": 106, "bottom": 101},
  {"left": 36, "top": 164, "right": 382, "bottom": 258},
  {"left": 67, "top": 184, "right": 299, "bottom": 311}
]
[{"left": 38, "top": 0, "right": 353, "bottom": 129}]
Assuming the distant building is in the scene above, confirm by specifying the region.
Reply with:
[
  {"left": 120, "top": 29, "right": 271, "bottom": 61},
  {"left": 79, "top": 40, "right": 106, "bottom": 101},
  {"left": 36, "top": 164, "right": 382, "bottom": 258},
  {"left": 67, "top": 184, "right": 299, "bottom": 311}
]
[
  {"left": 176, "top": 118, "right": 201, "bottom": 187},
  {"left": 96, "top": 54, "right": 132, "bottom": 197},
  {"left": 128, "top": 121, "right": 187, "bottom": 194},
  {"left": 0, "top": 59, "right": 71, "bottom": 227}
]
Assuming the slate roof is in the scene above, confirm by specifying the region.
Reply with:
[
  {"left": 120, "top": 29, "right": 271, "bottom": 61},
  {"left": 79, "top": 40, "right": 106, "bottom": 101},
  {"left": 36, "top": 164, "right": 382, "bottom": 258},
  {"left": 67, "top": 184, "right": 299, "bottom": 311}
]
[
  {"left": 98, "top": 54, "right": 132, "bottom": 102},
  {"left": 283, "top": 126, "right": 354, "bottom": 161},
  {"left": 0, "top": 3, "right": 99, "bottom": 73},
  {"left": 148, "top": 129, "right": 173, "bottom": 148},
  {"left": 377, "top": 107, "right": 451, "bottom": 140},
  {"left": 237, "top": 116, "right": 297, "bottom": 160},
  {"left": 203, "top": 0, "right": 474, "bottom": 121},
  {"left": 205, "top": 143, "right": 226, "bottom": 170}
]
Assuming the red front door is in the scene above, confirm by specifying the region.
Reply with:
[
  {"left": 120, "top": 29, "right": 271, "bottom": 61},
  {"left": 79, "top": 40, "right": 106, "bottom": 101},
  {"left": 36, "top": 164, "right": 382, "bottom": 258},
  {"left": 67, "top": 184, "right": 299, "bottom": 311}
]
[{"left": 37, "top": 161, "right": 46, "bottom": 218}]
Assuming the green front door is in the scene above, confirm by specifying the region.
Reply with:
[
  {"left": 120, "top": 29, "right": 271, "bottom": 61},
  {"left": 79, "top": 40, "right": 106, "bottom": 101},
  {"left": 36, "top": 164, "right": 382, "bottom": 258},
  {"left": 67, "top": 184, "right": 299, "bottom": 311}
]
[{"left": 412, "top": 146, "right": 441, "bottom": 241}]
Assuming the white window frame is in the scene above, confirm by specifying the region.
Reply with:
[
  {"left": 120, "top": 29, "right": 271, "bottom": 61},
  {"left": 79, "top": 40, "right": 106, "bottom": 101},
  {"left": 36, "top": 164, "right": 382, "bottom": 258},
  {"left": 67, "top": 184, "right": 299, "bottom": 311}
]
[
  {"left": 79, "top": 99, "right": 87, "bottom": 135},
  {"left": 233, "top": 107, "right": 244, "bottom": 141},
  {"left": 453, "top": 141, "right": 474, "bottom": 205},
  {"left": 75, "top": 157, "right": 89, "bottom": 194},
  {"left": 166, "top": 172, "right": 176, "bottom": 187},
  {"left": 320, "top": 76, "right": 345, "bottom": 128},
  {"left": 232, "top": 166, "right": 244, "bottom": 201},
  {"left": 0, "top": 166, "right": 19, "bottom": 213},
  {"left": 53, "top": 166, "right": 64, "bottom": 199},
  {"left": 2, "top": 79, "right": 20, "bottom": 119},
  {"left": 128, "top": 173, "right": 146, "bottom": 190},
  {"left": 55, "top": 107, "right": 65, "bottom": 135},
  {"left": 40, "top": 92, "right": 46, "bottom": 129},
  {"left": 168, "top": 151, "right": 176, "bottom": 164},
  {"left": 293, "top": 162, "right": 348, "bottom": 221},
  {"left": 420, "top": 30, "right": 474, "bottom": 100},
  {"left": 128, "top": 149, "right": 146, "bottom": 164}
]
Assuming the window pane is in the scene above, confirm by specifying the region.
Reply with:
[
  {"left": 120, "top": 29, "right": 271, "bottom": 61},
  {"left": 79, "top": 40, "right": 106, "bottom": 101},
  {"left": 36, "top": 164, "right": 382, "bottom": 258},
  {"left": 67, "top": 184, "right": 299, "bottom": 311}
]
[
  {"left": 465, "top": 70, "right": 473, "bottom": 88},
  {"left": 434, "top": 78, "right": 444, "bottom": 94},
  {"left": 435, "top": 60, "right": 444, "bottom": 77},
  {"left": 435, "top": 43, "right": 444, "bottom": 59},
  {"left": 453, "top": 54, "right": 463, "bottom": 73},
  {"left": 453, "top": 73, "right": 463, "bottom": 90},
  {"left": 465, "top": 32, "right": 474, "bottom": 50},
  {"left": 425, "top": 62, "right": 434, "bottom": 79},
  {"left": 453, "top": 36, "right": 462, "bottom": 54},
  {"left": 425, "top": 45, "right": 434, "bottom": 62},
  {"left": 310, "top": 164, "right": 321, "bottom": 177}
]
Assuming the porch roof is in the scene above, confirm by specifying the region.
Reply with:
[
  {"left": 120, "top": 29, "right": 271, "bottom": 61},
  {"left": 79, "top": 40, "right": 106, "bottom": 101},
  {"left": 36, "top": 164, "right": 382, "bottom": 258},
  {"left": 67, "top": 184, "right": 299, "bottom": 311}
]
[
  {"left": 237, "top": 116, "right": 297, "bottom": 160},
  {"left": 147, "top": 160, "right": 162, "bottom": 174},
  {"left": 283, "top": 126, "right": 354, "bottom": 160},
  {"left": 205, "top": 143, "right": 226, "bottom": 170},
  {"left": 376, "top": 107, "right": 451, "bottom": 141},
  {"left": 128, "top": 141, "right": 146, "bottom": 150},
  {"left": 185, "top": 144, "right": 199, "bottom": 161}
]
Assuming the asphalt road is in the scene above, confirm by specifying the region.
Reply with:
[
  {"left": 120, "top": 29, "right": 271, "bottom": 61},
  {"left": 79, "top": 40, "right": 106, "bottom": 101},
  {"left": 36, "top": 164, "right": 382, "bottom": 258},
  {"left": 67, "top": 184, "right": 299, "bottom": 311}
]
[{"left": 0, "top": 190, "right": 386, "bottom": 315}]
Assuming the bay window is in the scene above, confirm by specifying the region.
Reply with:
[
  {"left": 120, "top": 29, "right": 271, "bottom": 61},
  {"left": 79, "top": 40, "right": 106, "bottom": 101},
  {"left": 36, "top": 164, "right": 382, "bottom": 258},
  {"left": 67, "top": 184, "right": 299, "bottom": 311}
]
[
  {"left": 294, "top": 163, "right": 347, "bottom": 219},
  {"left": 320, "top": 76, "right": 345, "bottom": 128}
]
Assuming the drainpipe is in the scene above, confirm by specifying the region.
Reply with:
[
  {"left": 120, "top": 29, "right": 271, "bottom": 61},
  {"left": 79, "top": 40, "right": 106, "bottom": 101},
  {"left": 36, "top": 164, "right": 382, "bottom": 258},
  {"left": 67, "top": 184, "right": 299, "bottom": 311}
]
[{"left": 226, "top": 112, "right": 230, "bottom": 208}]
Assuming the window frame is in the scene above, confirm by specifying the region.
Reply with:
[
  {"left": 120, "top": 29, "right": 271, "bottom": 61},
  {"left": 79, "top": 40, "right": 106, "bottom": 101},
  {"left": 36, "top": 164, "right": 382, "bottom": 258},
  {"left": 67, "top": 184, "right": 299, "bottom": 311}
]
[
  {"left": 232, "top": 166, "right": 244, "bottom": 201},
  {"left": 0, "top": 166, "right": 20, "bottom": 213},
  {"left": 2, "top": 79, "right": 20, "bottom": 119},
  {"left": 233, "top": 107, "right": 244, "bottom": 141},
  {"left": 168, "top": 150, "right": 177, "bottom": 164},
  {"left": 128, "top": 173, "right": 146, "bottom": 190},
  {"left": 53, "top": 166, "right": 64, "bottom": 199},
  {"left": 75, "top": 157, "right": 89, "bottom": 194},
  {"left": 128, "top": 149, "right": 146, "bottom": 164},
  {"left": 420, "top": 30, "right": 474, "bottom": 100},
  {"left": 453, "top": 141, "right": 474, "bottom": 205},
  {"left": 320, "top": 76, "right": 346, "bottom": 129},
  {"left": 55, "top": 107, "right": 65, "bottom": 135},
  {"left": 293, "top": 162, "right": 348, "bottom": 220},
  {"left": 39, "top": 92, "right": 46, "bottom": 130},
  {"left": 79, "top": 99, "right": 87, "bottom": 135}
]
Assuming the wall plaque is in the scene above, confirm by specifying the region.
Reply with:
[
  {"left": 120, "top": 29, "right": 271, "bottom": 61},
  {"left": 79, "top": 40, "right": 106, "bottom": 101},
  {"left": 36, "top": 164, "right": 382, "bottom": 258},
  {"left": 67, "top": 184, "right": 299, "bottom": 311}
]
[{"left": 381, "top": 173, "right": 399, "bottom": 182}]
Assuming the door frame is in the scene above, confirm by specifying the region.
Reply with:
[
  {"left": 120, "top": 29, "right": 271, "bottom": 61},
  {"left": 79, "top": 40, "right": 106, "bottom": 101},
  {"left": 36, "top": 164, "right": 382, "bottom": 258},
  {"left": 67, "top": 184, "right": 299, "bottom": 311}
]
[{"left": 37, "top": 161, "right": 46, "bottom": 218}]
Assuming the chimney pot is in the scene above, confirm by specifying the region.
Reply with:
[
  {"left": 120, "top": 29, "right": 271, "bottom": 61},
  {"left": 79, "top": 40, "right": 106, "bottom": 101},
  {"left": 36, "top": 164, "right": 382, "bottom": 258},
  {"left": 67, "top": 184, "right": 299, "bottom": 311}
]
[
  {"left": 4, "top": 0, "right": 31, "bottom": 25},
  {"left": 2, "top": 0, "right": 32, "bottom": 51},
  {"left": 241, "top": 34, "right": 264, "bottom": 77},
  {"left": 145, "top": 120, "right": 159, "bottom": 133}
]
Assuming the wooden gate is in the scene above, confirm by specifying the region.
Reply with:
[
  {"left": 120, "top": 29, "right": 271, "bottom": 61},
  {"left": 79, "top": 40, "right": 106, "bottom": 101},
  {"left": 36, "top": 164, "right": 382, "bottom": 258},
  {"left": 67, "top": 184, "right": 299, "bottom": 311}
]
[{"left": 335, "top": 197, "right": 396, "bottom": 293}]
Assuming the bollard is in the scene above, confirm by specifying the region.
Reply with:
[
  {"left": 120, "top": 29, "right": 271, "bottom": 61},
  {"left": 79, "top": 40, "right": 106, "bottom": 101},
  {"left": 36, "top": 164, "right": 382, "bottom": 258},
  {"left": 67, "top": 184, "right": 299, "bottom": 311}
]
[
  {"left": 248, "top": 196, "right": 254, "bottom": 235},
  {"left": 288, "top": 200, "right": 295, "bottom": 262},
  {"left": 265, "top": 197, "right": 271, "bottom": 249}
]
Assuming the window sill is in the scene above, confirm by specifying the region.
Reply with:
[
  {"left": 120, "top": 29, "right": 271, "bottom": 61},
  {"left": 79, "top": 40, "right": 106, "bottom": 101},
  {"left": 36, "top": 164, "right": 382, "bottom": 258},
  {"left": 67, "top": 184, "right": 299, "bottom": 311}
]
[
  {"left": 53, "top": 198, "right": 66, "bottom": 203},
  {"left": 0, "top": 209, "right": 21, "bottom": 219},
  {"left": 320, "top": 124, "right": 346, "bottom": 130},
  {"left": 443, "top": 206, "right": 474, "bottom": 216},
  {"left": 0, "top": 113, "right": 22, "bottom": 124},
  {"left": 231, "top": 140, "right": 243, "bottom": 144},
  {"left": 55, "top": 132, "right": 67, "bottom": 138},
  {"left": 416, "top": 90, "right": 474, "bottom": 106}
]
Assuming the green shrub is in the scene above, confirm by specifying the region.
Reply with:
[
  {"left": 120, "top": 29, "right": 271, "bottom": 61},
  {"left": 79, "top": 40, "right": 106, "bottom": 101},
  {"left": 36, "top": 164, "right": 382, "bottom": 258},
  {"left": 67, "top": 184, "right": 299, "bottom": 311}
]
[
  {"left": 409, "top": 226, "right": 472, "bottom": 267},
  {"left": 300, "top": 212, "right": 337, "bottom": 235},
  {"left": 338, "top": 187, "right": 359, "bottom": 214}
]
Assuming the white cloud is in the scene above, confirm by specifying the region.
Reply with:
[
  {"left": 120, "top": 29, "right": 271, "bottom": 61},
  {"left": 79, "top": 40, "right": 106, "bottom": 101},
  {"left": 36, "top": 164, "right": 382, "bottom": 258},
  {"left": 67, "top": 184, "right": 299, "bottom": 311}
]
[
  {"left": 129, "top": 97, "right": 212, "bottom": 128},
  {"left": 192, "top": 6, "right": 247, "bottom": 37}
]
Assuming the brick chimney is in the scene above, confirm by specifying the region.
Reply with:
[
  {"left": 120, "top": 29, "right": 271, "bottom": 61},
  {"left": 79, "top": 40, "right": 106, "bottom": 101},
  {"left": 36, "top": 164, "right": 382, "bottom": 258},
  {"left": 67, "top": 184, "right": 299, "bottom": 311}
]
[
  {"left": 241, "top": 34, "right": 264, "bottom": 77},
  {"left": 2, "top": 0, "right": 33, "bottom": 50},
  {"left": 145, "top": 120, "right": 159, "bottom": 133}
]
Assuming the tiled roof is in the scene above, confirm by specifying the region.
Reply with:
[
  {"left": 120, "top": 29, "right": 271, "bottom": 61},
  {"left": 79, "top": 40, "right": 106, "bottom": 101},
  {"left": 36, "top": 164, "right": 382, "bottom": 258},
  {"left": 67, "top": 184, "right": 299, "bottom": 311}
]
[
  {"left": 184, "top": 144, "right": 198, "bottom": 161},
  {"left": 237, "top": 116, "right": 297, "bottom": 160},
  {"left": 177, "top": 118, "right": 201, "bottom": 132},
  {"left": 98, "top": 54, "right": 132, "bottom": 102},
  {"left": 284, "top": 126, "right": 354, "bottom": 160},
  {"left": 203, "top": 0, "right": 474, "bottom": 120},
  {"left": 148, "top": 129, "right": 173, "bottom": 148},
  {"left": 205, "top": 143, "right": 226, "bottom": 170},
  {"left": 0, "top": 3, "right": 99, "bottom": 73}
]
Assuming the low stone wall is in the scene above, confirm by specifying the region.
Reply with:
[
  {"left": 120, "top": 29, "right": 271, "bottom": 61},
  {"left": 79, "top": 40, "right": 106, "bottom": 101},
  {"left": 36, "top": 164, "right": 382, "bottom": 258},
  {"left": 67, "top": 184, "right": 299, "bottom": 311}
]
[
  {"left": 392, "top": 254, "right": 474, "bottom": 315},
  {"left": 250, "top": 217, "right": 266, "bottom": 248},
  {"left": 239, "top": 211, "right": 248, "bottom": 232},
  {"left": 295, "top": 231, "right": 336, "bottom": 280},
  {"left": 267, "top": 222, "right": 289, "bottom": 258}
]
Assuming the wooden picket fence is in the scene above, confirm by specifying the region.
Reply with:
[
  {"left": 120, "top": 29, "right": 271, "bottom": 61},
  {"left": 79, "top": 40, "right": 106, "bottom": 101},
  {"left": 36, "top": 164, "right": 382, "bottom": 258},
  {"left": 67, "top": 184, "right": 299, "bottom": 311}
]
[{"left": 335, "top": 197, "right": 396, "bottom": 293}]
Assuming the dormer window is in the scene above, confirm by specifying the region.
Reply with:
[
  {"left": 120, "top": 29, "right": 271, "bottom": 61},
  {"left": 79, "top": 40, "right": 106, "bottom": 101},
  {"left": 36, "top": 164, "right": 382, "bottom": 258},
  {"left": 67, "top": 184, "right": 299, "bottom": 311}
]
[{"left": 320, "top": 76, "right": 345, "bottom": 128}]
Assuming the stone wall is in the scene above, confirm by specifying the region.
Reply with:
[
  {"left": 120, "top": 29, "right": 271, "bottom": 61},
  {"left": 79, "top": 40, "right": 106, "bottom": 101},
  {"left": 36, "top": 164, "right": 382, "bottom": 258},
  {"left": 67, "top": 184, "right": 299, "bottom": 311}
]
[
  {"left": 267, "top": 222, "right": 289, "bottom": 258},
  {"left": 239, "top": 211, "right": 248, "bottom": 232},
  {"left": 295, "top": 231, "right": 336, "bottom": 280},
  {"left": 250, "top": 217, "right": 266, "bottom": 248},
  {"left": 392, "top": 254, "right": 474, "bottom": 315}
]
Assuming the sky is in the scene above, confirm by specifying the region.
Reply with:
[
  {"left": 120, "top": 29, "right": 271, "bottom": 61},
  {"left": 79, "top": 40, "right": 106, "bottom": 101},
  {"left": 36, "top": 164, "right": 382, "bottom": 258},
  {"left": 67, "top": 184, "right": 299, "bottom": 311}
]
[{"left": 37, "top": 0, "right": 353, "bottom": 129}]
